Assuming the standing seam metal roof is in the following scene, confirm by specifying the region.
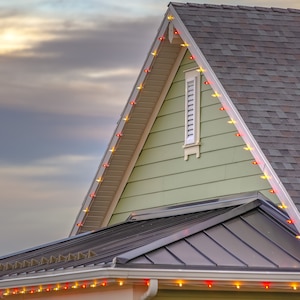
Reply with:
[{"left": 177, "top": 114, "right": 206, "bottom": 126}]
[{"left": 1, "top": 193, "right": 299, "bottom": 279}]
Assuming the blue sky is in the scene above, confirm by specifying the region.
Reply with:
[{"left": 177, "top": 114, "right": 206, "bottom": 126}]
[{"left": 0, "top": 0, "right": 299, "bottom": 256}]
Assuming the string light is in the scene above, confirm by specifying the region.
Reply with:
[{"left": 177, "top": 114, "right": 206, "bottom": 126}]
[
  {"left": 83, "top": 207, "right": 89, "bottom": 213},
  {"left": 227, "top": 118, "right": 236, "bottom": 124},
  {"left": 287, "top": 219, "right": 295, "bottom": 224},
  {"left": 167, "top": 15, "right": 174, "bottom": 20},
  {"left": 180, "top": 42, "right": 189, "bottom": 47},
  {"left": 144, "top": 68, "right": 151, "bottom": 73},
  {"left": 116, "top": 132, "right": 123, "bottom": 137},
  {"left": 204, "top": 80, "right": 210, "bottom": 85},
  {"left": 123, "top": 115, "right": 129, "bottom": 121},
  {"left": 89, "top": 192, "right": 96, "bottom": 198},
  {"left": 278, "top": 203, "right": 287, "bottom": 209},
  {"left": 96, "top": 177, "right": 103, "bottom": 183},
  {"left": 260, "top": 173, "right": 270, "bottom": 180},
  {"left": 263, "top": 282, "right": 270, "bottom": 289},
  {"left": 174, "top": 29, "right": 179, "bottom": 35},
  {"left": 109, "top": 146, "right": 116, "bottom": 152},
  {"left": 3, "top": 279, "right": 300, "bottom": 296},
  {"left": 252, "top": 160, "right": 258, "bottom": 165},
  {"left": 137, "top": 83, "right": 143, "bottom": 90},
  {"left": 235, "top": 132, "right": 241, "bottom": 137},
  {"left": 243, "top": 145, "right": 253, "bottom": 151},
  {"left": 102, "top": 163, "right": 110, "bottom": 168},
  {"left": 212, "top": 91, "right": 220, "bottom": 97},
  {"left": 130, "top": 100, "right": 136, "bottom": 105},
  {"left": 269, "top": 189, "right": 275, "bottom": 194},
  {"left": 158, "top": 36, "right": 165, "bottom": 41},
  {"left": 219, "top": 106, "right": 225, "bottom": 111},
  {"left": 197, "top": 67, "right": 206, "bottom": 73},
  {"left": 189, "top": 55, "right": 195, "bottom": 60},
  {"left": 151, "top": 50, "right": 158, "bottom": 56}
]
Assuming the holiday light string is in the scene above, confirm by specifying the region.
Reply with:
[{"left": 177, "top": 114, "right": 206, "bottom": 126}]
[
  {"left": 204, "top": 68, "right": 300, "bottom": 237},
  {"left": 1, "top": 278, "right": 299, "bottom": 297}
]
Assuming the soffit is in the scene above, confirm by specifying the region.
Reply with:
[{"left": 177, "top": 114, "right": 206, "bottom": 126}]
[{"left": 71, "top": 19, "right": 183, "bottom": 234}]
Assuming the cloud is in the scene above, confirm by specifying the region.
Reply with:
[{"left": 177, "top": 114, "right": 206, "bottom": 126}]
[
  {"left": 0, "top": 154, "right": 98, "bottom": 256},
  {"left": 0, "top": 16, "right": 159, "bottom": 120}
]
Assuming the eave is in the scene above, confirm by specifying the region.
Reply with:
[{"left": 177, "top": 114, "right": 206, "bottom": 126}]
[
  {"left": 1, "top": 267, "right": 300, "bottom": 294},
  {"left": 70, "top": 13, "right": 185, "bottom": 235}
]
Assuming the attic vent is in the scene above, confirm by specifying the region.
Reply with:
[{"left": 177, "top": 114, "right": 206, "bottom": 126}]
[
  {"left": 183, "top": 69, "right": 200, "bottom": 160},
  {"left": 186, "top": 78, "right": 196, "bottom": 144}
]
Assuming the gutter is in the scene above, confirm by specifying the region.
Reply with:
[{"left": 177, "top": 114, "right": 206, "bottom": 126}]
[
  {"left": 1, "top": 267, "right": 300, "bottom": 289},
  {"left": 140, "top": 279, "right": 158, "bottom": 300}
]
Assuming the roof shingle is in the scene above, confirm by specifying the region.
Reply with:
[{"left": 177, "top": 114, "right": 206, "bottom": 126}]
[{"left": 172, "top": 3, "right": 300, "bottom": 208}]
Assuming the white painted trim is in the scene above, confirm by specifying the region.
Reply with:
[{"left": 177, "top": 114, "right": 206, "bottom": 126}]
[
  {"left": 1, "top": 266, "right": 300, "bottom": 290},
  {"left": 168, "top": 4, "right": 300, "bottom": 234},
  {"left": 102, "top": 47, "right": 187, "bottom": 227}
]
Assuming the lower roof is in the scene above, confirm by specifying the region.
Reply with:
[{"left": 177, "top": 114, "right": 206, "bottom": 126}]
[{"left": 0, "top": 192, "right": 299, "bottom": 281}]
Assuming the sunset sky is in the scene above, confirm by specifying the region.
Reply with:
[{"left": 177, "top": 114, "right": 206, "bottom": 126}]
[{"left": 1, "top": 0, "right": 300, "bottom": 256}]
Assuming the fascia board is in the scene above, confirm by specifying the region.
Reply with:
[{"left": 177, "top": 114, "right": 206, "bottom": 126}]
[
  {"left": 168, "top": 4, "right": 300, "bottom": 235},
  {"left": 69, "top": 13, "right": 172, "bottom": 236},
  {"left": 1, "top": 267, "right": 300, "bottom": 289}
]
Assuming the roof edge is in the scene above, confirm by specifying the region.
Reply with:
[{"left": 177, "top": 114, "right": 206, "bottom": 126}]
[{"left": 1, "top": 266, "right": 300, "bottom": 290}]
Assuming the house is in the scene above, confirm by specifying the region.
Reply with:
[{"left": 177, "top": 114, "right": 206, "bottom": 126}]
[{"left": 1, "top": 2, "right": 300, "bottom": 299}]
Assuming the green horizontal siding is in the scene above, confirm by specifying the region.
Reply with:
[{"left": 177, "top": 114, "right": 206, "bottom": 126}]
[
  {"left": 109, "top": 51, "right": 279, "bottom": 224},
  {"left": 154, "top": 290, "right": 300, "bottom": 299}
]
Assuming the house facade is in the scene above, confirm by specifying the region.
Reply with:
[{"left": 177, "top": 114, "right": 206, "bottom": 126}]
[{"left": 1, "top": 2, "right": 300, "bottom": 299}]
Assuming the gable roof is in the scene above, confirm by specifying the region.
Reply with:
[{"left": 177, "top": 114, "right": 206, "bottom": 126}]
[
  {"left": 171, "top": 1, "right": 300, "bottom": 219},
  {"left": 1, "top": 192, "right": 300, "bottom": 293},
  {"left": 71, "top": 3, "right": 300, "bottom": 236}
]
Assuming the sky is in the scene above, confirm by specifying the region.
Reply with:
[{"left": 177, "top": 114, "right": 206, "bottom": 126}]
[{"left": 0, "top": 0, "right": 299, "bottom": 257}]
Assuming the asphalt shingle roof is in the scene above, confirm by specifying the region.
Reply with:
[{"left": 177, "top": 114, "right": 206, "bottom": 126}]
[{"left": 172, "top": 3, "right": 300, "bottom": 209}]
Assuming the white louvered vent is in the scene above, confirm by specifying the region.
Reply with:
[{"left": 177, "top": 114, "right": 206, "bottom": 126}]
[
  {"left": 186, "top": 78, "right": 196, "bottom": 144},
  {"left": 184, "top": 69, "right": 200, "bottom": 160}
]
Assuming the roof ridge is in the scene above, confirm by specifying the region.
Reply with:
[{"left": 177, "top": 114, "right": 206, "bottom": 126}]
[{"left": 170, "top": 2, "right": 300, "bottom": 14}]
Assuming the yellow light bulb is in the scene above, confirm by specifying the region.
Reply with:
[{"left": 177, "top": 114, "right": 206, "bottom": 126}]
[
  {"left": 151, "top": 50, "right": 158, "bottom": 56},
  {"left": 180, "top": 42, "right": 189, "bottom": 47},
  {"left": 227, "top": 119, "right": 236, "bottom": 124},
  {"left": 197, "top": 67, "right": 206, "bottom": 73}
]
